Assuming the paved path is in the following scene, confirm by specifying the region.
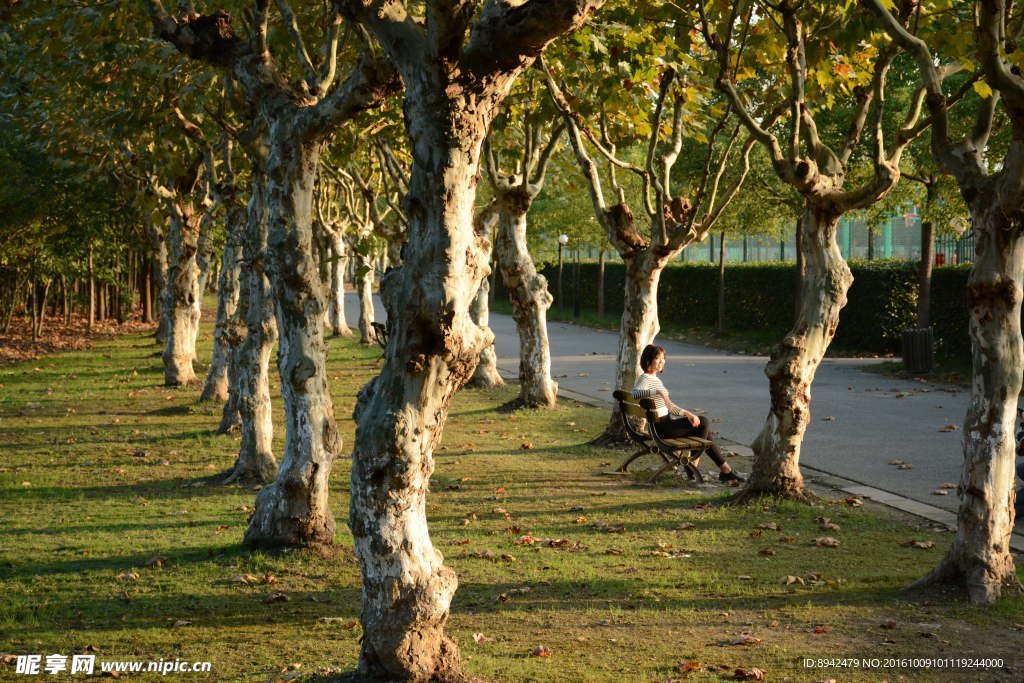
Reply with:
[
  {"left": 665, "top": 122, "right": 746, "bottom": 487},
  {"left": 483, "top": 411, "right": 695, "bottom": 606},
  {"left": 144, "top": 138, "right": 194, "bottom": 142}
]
[
  {"left": 346, "top": 293, "right": 999, "bottom": 526},
  {"left": 486, "top": 312, "right": 972, "bottom": 515},
  {"left": 349, "top": 293, "right": 1024, "bottom": 546}
]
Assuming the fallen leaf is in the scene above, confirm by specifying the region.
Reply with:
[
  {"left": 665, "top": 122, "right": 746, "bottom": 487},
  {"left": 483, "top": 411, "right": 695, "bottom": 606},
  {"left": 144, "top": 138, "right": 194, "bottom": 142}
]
[
  {"left": 779, "top": 536, "right": 796, "bottom": 543},
  {"left": 888, "top": 460, "right": 905, "bottom": 465},
  {"left": 678, "top": 522, "right": 697, "bottom": 530},
  {"left": 470, "top": 549, "right": 496, "bottom": 560},
  {"left": 500, "top": 554, "right": 517, "bottom": 562},
  {"left": 451, "top": 539, "right": 470, "bottom": 545},
  {"left": 263, "top": 592, "right": 290, "bottom": 603},
  {"left": 757, "top": 522, "right": 780, "bottom": 531},
  {"left": 816, "top": 517, "right": 841, "bottom": 531},
  {"left": 531, "top": 646, "right": 551, "bottom": 657},
  {"left": 814, "top": 626, "right": 827, "bottom": 633},
  {"left": 718, "top": 634, "right": 762, "bottom": 646},
  {"left": 900, "top": 540, "right": 936, "bottom": 549},
  {"left": 931, "top": 490, "right": 949, "bottom": 496},
  {"left": 171, "top": 620, "right": 192, "bottom": 628},
  {"left": 520, "top": 443, "right": 534, "bottom": 450},
  {"left": 677, "top": 661, "right": 702, "bottom": 673},
  {"left": 822, "top": 416, "right": 836, "bottom": 421},
  {"left": 749, "top": 529, "right": 763, "bottom": 538},
  {"left": 605, "top": 547, "right": 624, "bottom": 555},
  {"left": 758, "top": 548, "right": 776, "bottom": 556},
  {"left": 473, "top": 632, "right": 496, "bottom": 644},
  {"left": 881, "top": 620, "right": 898, "bottom": 629},
  {"left": 939, "top": 482, "right": 958, "bottom": 489},
  {"left": 116, "top": 572, "right": 140, "bottom": 581},
  {"left": 236, "top": 573, "right": 260, "bottom": 585},
  {"left": 146, "top": 556, "right": 169, "bottom": 568},
  {"left": 574, "top": 516, "right": 588, "bottom": 524},
  {"left": 735, "top": 667, "right": 767, "bottom": 680},
  {"left": 938, "top": 424, "right": 958, "bottom": 432},
  {"left": 897, "top": 464, "right": 914, "bottom": 470},
  {"left": 814, "top": 537, "right": 840, "bottom": 548},
  {"left": 782, "top": 575, "right": 805, "bottom": 585}
]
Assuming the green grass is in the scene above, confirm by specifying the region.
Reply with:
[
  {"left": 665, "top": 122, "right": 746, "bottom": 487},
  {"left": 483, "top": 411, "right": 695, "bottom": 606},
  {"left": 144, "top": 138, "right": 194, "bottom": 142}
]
[{"left": 1, "top": 323, "right": 1022, "bottom": 681}]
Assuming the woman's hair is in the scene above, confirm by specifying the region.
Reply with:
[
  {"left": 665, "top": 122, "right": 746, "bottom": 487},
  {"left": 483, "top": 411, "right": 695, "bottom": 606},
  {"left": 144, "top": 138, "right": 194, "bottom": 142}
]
[{"left": 639, "top": 344, "right": 665, "bottom": 372}]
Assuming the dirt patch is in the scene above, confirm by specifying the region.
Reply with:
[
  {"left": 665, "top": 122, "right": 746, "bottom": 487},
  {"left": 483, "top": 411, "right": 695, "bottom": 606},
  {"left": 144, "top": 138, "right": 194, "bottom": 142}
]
[{"left": 0, "top": 314, "right": 155, "bottom": 367}]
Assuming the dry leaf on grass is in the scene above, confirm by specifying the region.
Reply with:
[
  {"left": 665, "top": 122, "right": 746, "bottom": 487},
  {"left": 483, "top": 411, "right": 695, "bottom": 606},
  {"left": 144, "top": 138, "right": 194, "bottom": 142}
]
[
  {"left": 263, "top": 592, "right": 290, "bottom": 603},
  {"left": 677, "top": 522, "right": 696, "bottom": 530},
  {"left": 472, "top": 632, "right": 496, "bottom": 644},
  {"left": 938, "top": 424, "right": 958, "bottom": 432},
  {"left": 530, "top": 646, "right": 551, "bottom": 657},
  {"left": 900, "top": 540, "right": 936, "bottom": 549},
  {"left": 734, "top": 667, "right": 767, "bottom": 680},
  {"left": 171, "top": 620, "right": 192, "bottom": 627},
  {"left": 814, "top": 537, "right": 840, "bottom": 548},
  {"left": 757, "top": 522, "right": 780, "bottom": 531},
  {"left": 815, "top": 517, "right": 841, "bottom": 531},
  {"left": 782, "top": 575, "right": 805, "bottom": 585},
  {"left": 677, "top": 661, "right": 702, "bottom": 672},
  {"left": 717, "top": 634, "right": 762, "bottom": 647},
  {"left": 605, "top": 547, "right": 624, "bottom": 555},
  {"left": 116, "top": 572, "right": 140, "bottom": 581},
  {"left": 146, "top": 556, "right": 168, "bottom": 568}
]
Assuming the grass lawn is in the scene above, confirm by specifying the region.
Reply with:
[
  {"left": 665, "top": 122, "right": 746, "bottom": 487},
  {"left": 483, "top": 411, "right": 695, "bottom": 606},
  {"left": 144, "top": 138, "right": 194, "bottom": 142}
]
[{"left": 1, "top": 324, "right": 1022, "bottom": 682}]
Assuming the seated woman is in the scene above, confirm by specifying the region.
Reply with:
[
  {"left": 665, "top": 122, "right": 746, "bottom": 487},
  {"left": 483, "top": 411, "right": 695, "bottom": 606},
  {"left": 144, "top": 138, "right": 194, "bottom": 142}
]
[{"left": 632, "top": 343, "right": 744, "bottom": 484}]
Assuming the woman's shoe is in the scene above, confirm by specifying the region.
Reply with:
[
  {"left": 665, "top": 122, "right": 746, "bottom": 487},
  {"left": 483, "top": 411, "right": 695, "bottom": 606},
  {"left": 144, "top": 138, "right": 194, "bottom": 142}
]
[{"left": 719, "top": 470, "right": 745, "bottom": 484}]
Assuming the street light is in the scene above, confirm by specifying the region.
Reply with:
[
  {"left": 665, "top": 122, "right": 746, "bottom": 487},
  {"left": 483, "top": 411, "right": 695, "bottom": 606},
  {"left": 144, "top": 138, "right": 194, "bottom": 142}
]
[{"left": 557, "top": 233, "right": 568, "bottom": 311}]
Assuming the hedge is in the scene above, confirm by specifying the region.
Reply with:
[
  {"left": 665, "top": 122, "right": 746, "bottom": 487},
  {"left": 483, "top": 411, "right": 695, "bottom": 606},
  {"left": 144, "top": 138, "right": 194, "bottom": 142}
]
[{"left": 494, "top": 259, "right": 971, "bottom": 357}]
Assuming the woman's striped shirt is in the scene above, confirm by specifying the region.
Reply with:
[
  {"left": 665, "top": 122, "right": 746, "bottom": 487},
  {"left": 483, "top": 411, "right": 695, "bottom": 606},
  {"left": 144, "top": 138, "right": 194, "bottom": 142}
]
[{"left": 631, "top": 373, "right": 684, "bottom": 418}]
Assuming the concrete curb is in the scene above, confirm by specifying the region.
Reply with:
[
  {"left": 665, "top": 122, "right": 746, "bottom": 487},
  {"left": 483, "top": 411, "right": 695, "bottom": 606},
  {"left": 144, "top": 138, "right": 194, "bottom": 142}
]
[{"left": 520, "top": 373, "right": 1024, "bottom": 554}]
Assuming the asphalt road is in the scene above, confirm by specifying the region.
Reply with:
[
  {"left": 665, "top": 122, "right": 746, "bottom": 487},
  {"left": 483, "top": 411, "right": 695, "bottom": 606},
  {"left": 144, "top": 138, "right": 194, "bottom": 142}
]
[
  {"left": 487, "top": 312, "right": 973, "bottom": 514},
  {"left": 346, "top": 293, "right": 974, "bottom": 514}
]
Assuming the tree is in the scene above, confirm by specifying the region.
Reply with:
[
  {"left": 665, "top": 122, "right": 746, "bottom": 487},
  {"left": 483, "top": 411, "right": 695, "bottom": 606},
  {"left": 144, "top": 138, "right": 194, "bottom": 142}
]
[
  {"left": 867, "top": 0, "right": 1023, "bottom": 604},
  {"left": 699, "top": 0, "right": 945, "bottom": 500},
  {"left": 144, "top": 0, "right": 400, "bottom": 548},
  {"left": 339, "top": 0, "right": 604, "bottom": 678},
  {"left": 545, "top": 14, "right": 764, "bottom": 444},
  {"left": 483, "top": 82, "right": 564, "bottom": 407}
]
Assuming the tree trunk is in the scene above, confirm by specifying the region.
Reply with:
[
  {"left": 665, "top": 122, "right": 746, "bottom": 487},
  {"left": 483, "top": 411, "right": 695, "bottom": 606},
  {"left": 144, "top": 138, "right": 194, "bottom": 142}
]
[
  {"left": 494, "top": 204, "right": 556, "bottom": 406},
  {"left": 200, "top": 206, "right": 245, "bottom": 402},
  {"left": 349, "top": 99, "right": 495, "bottom": 683},
  {"left": 717, "top": 230, "right": 727, "bottom": 333},
  {"left": 244, "top": 134, "right": 339, "bottom": 548},
  {"left": 154, "top": 239, "right": 169, "bottom": 344},
  {"left": 223, "top": 178, "right": 278, "bottom": 482},
  {"left": 593, "top": 252, "right": 664, "bottom": 445},
  {"left": 355, "top": 244, "right": 377, "bottom": 345},
  {"left": 909, "top": 201, "right": 1022, "bottom": 604},
  {"left": 327, "top": 231, "right": 352, "bottom": 337},
  {"left": 917, "top": 184, "right": 937, "bottom": 329},
  {"left": 795, "top": 213, "right": 806, "bottom": 318},
  {"left": 597, "top": 248, "right": 606, "bottom": 318},
  {"left": 87, "top": 248, "right": 95, "bottom": 334},
  {"left": 162, "top": 211, "right": 202, "bottom": 386},
  {"left": 34, "top": 278, "right": 51, "bottom": 339},
  {"left": 741, "top": 205, "right": 852, "bottom": 502},
  {"left": 467, "top": 275, "right": 504, "bottom": 388}
]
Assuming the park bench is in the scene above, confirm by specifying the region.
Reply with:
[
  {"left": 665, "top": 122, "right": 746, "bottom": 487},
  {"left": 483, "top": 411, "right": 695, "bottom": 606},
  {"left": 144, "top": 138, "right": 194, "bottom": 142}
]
[
  {"left": 611, "top": 390, "right": 711, "bottom": 483},
  {"left": 370, "top": 322, "right": 389, "bottom": 349}
]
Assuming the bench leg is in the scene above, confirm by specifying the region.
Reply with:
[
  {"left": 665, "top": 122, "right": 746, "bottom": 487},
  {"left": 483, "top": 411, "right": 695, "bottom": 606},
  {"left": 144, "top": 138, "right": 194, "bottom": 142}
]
[
  {"left": 650, "top": 459, "right": 676, "bottom": 483},
  {"left": 615, "top": 449, "right": 648, "bottom": 473}
]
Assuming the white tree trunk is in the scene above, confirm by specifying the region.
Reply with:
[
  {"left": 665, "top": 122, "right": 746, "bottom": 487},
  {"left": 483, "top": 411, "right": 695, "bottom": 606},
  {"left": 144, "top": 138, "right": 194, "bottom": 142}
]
[
  {"left": 201, "top": 207, "right": 245, "bottom": 402},
  {"left": 595, "top": 252, "right": 664, "bottom": 444},
  {"left": 744, "top": 207, "right": 852, "bottom": 501},
  {"left": 467, "top": 275, "right": 504, "bottom": 388},
  {"left": 162, "top": 212, "right": 202, "bottom": 386},
  {"left": 356, "top": 246, "right": 377, "bottom": 345},
  {"left": 225, "top": 180, "right": 278, "bottom": 481},
  {"left": 912, "top": 202, "right": 1022, "bottom": 603},
  {"left": 244, "top": 135, "right": 339, "bottom": 547},
  {"left": 350, "top": 99, "right": 494, "bottom": 680},
  {"left": 149, "top": 229, "right": 169, "bottom": 345},
  {"left": 494, "top": 206, "right": 556, "bottom": 406},
  {"left": 327, "top": 231, "right": 352, "bottom": 337}
]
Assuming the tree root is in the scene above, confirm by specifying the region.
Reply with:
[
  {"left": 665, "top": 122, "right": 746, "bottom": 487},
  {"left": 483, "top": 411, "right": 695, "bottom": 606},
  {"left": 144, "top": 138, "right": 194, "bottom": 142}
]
[{"left": 728, "top": 483, "right": 820, "bottom": 506}]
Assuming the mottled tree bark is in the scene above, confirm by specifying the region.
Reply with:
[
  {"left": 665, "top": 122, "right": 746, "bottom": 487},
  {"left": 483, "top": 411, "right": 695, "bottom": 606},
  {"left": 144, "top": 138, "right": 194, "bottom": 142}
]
[
  {"left": 494, "top": 202, "right": 557, "bottom": 406},
  {"left": 741, "top": 207, "right": 850, "bottom": 501},
  {"left": 326, "top": 228, "right": 352, "bottom": 337},
  {"left": 201, "top": 204, "right": 245, "bottom": 402},
  {"left": 467, "top": 274, "right": 504, "bottom": 388},
  {"left": 224, "top": 176, "right": 278, "bottom": 483},
  {"left": 162, "top": 210, "right": 202, "bottom": 386},
  {"left": 244, "top": 134, "right": 339, "bottom": 547}
]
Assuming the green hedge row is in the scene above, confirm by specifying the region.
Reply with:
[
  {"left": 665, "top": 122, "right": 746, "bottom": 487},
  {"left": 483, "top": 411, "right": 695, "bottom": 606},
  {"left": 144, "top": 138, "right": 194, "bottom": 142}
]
[{"left": 494, "top": 260, "right": 971, "bottom": 357}]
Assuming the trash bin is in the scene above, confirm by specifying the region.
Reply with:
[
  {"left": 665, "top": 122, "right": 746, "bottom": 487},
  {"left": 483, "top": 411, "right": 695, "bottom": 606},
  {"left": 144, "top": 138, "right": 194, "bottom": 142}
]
[{"left": 902, "top": 327, "right": 934, "bottom": 374}]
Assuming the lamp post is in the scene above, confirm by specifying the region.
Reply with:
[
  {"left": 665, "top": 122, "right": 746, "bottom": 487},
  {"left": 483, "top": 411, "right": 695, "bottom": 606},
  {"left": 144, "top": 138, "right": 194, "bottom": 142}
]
[
  {"left": 573, "top": 245, "right": 580, "bottom": 318},
  {"left": 557, "top": 233, "right": 568, "bottom": 311}
]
